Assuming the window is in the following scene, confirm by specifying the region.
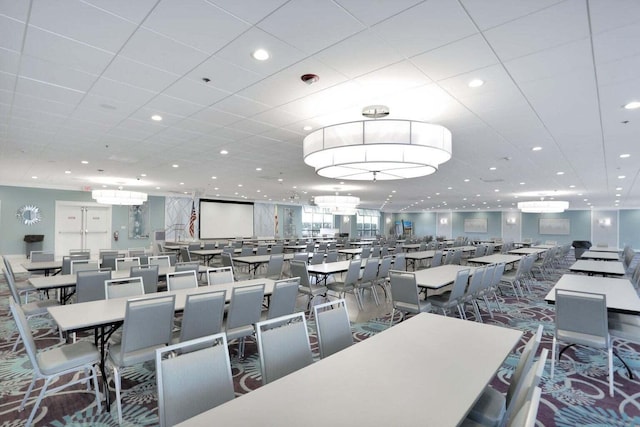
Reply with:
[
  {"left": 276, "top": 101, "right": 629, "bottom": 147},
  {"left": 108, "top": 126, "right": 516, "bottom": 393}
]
[
  {"left": 302, "top": 206, "right": 334, "bottom": 237},
  {"left": 357, "top": 209, "right": 380, "bottom": 237}
]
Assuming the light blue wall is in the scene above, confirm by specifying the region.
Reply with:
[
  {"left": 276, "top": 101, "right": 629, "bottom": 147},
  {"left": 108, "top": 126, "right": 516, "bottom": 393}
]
[
  {"left": 452, "top": 211, "right": 502, "bottom": 241},
  {"left": 619, "top": 210, "right": 640, "bottom": 249},
  {"left": 521, "top": 211, "right": 590, "bottom": 245},
  {"left": 0, "top": 185, "right": 165, "bottom": 255}
]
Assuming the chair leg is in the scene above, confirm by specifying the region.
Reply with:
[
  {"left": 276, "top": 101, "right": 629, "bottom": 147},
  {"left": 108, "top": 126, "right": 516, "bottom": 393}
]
[
  {"left": 26, "top": 377, "right": 51, "bottom": 426},
  {"left": 608, "top": 347, "right": 614, "bottom": 397},
  {"left": 113, "top": 366, "right": 123, "bottom": 424},
  {"left": 20, "top": 377, "right": 37, "bottom": 411},
  {"left": 551, "top": 337, "right": 557, "bottom": 378}
]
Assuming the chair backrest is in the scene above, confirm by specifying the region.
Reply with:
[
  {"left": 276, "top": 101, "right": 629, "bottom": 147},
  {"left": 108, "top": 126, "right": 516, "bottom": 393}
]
[
  {"left": 389, "top": 270, "right": 420, "bottom": 311},
  {"left": 474, "top": 245, "right": 486, "bottom": 257},
  {"left": 505, "top": 324, "right": 544, "bottom": 408},
  {"left": 9, "top": 300, "right": 43, "bottom": 377},
  {"left": 105, "top": 277, "right": 145, "bottom": 299},
  {"left": 290, "top": 259, "right": 312, "bottom": 289},
  {"left": 449, "top": 269, "right": 470, "bottom": 301},
  {"left": 310, "top": 252, "right": 324, "bottom": 265},
  {"left": 120, "top": 295, "right": 175, "bottom": 358},
  {"left": 129, "top": 248, "right": 146, "bottom": 258},
  {"left": 344, "top": 259, "right": 362, "bottom": 287},
  {"left": 360, "top": 258, "right": 379, "bottom": 283},
  {"left": 156, "top": 333, "right": 235, "bottom": 427},
  {"left": 179, "top": 291, "right": 227, "bottom": 343},
  {"left": 158, "top": 252, "right": 177, "bottom": 266},
  {"left": 255, "top": 312, "right": 313, "bottom": 385},
  {"left": 131, "top": 264, "right": 159, "bottom": 294},
  {"left": 293, "top": 252, "right": 309, "bottom": 263},
  {"left": 467, "top": 266, "right": 486, "bottom": 294},
  {"left": 394, "top": 253, "right": 406, "bottom": 271},
  {"left": 175, "top": 262, "right": 200, "bottom": 273},
  {"left": 62, "top": 254, "right": 90, "bottom": 275},
  {"left": 101, "top": 254, "right": 123, "bottom": 271},
  {"left": 167, "top": 270, "right": 199, "bottom": 291},
  {"left": 71, "top": 259, "right": 100, "bottom": 274},
  {"left": 30, "top": 251, "right": 54, "bottom": 262},
  {"left": 148, "top": 255, "right": 171, "bottom": 268},
  {"left": 267, "top": 277, "right": 300, "bottom": 319},
  {"left": 203, "top": 242, "right": 216, "bottom": 250},
  {"left": 492, "top": 263, "right": 505, "bottom": 287},
  {"left": 430, "top": 251, "right": 443, "bottom": 267},
  {"left": 305, "top": 242, "right": 315, "bottom": 252},
  {"left": 377, "top": 256, "right": 393, "bottom": 280},
  {"left": 313, "top": 299, "right": 353, "bottom": 359},
  {"left": 207, "top": 266, "right": 235, "bottom": 286},
  {"left": 240, "top": 246, "right": 253, "bottom": 256},
  {"left": 76, "top": 269, "right": 112, "bottom": 303},
  {"left": 99, "top": 249, "right": 119, "bottom": 260},
  {"left": 115, "top": 257, "right": 140, "bottom": 271},
  {"left": 507, "top": 386, "right": 542, "bottom": 427},
  {"left": 226, "top": 283, "right": 265, "bottom": 331},
  {"left": 360, "top": 247, "right": 371, "bottom": 258},
  {"left": 325, "top": 251, "right": 339, "bottom": 263},
  {"left": 370, "top": 246, "right": 381, "bottom": 258},
  {"left": 4, "top": 268, "right": 24, "bottom": 304},
  {"left": 265, "top": 254, "right": 284, "bottom": 280},
  {"left": 70, "top": 249, "right": 90, "bottom": 258},
  {"left": 188, "top": 243, "right": 201, "bottom": 252},
  {"left": 481, "top": 264, "right": 496, "bottom": 290},
  {"left": 507, "top": 349, "right": 548, "bottom": 426},
  {"left": 180, "top": 247, "right": 191, "bottom": 262},
  {"left": 271, "top": 245, "right": 284, "bottom": 254},
  {"left": 555, "top": 289, "right": 609, "bottom": 347},
  {"left": 256, "top": 246, "right": 268, "bottom": 256}
]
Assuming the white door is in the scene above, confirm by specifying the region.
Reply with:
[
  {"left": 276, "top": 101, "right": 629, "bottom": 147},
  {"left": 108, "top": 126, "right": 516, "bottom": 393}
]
[{"left": 55, "top": 201, "right": 111, "bottom": 258}]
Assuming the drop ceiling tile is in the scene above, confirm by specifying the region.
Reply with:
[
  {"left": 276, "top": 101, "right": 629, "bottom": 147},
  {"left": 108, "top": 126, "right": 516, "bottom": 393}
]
[
  {"left": 82, "top": 0, "right": 158, "bottom": 23},
  {"left": 209, "top": 0, "right": 289, "bottom": 24},
  {"left": 257, "top": 0, "right": 365, "bottom": 54},
  {"left": 411, "top": 34, "right": 498, "bottom": 81},
  {"left": 140, "top": 94, "right": 204, "bottom": 117},
  {"left": 483, "top": 0, "right": 589, "bottom": 62},
  {"left": 593, "top": 22, "right": 640, "bottom": 64},
  {"left": 355, "top": 61, "right": 433, "bottom": 101},
  {"left": 212, "top": 94, "right": 272, "bottom": 118},
  {"left": 163, "top": 77, "right": 230, "bottom": 106},
  {"left": 102, "top": 56, "right": 178, "bottom": 92},
  {"left": 0, "top": 15, "right": 25, "bottom": 51},
  {"left": 459, "top": 0, "right": 564, "bottom": 31},
  {"left": 438, "top": 64, "right": 520, "bottom": 105},
  {"left": 189, "top": 107, "right": 244, "bottom": 127},
  {"left": 187, "top": 56, "right": 262, "bottom": 93},
  {"left": 19, "top": 55, "right": 99, "bottom": 92},
  {"left": 588, "top": 0, "right": 640, "bottom": 34},
  {"left": 30, "top": 0, "right": 137, "bottom": 52},
  {"left": 214, "top": 27, "right": 307, "bottom": 77},
  {"left": 0, "top": 0, "right": 30, "bottom": 21},
  {"left": 12, "top": 92, "right": 77, "bottom": 116},
  {"left": 278, "top": 81, "right": 364, "bottom": 119},
  {"left": 371, "top": 0, "right": 477, "bottom": 58},
  {"left": 0, "top": 47, "right": 21, "bottom": 74},
  {"left": 597, "top": 54, "right": 640, "bottom": 87},
  {"left": 15, "top": 76, "right": 85, "bottom": 105},
  {"left": 142, "top": 0, "right": 249, "bottom": 55},
  {"left": 335, "top": 0, "right": 422, "bottom": 26},
  {"left": 89, "top": 77, "right": 158, "bottom": 105},
  {"left": 119, "top": 28, "right": 209, "bottom": 75},
  {"left": 23, "top": 26, "right": 114, "bottom": 74},
  {"left": 69, "top": 106, "right": 128, "bottom": 127},
  {"left": 251, "top": 108, "right": 306, "bottom": 128},
  {"left": 0, "top": 72, "right": 16, "bottom": 91},
  {"left": 173, "top": 118, "right": 223, "bottom": 135}
]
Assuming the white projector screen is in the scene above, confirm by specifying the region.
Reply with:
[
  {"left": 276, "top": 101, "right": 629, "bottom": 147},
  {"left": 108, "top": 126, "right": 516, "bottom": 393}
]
[{"left": 199, "top": 200, "right": 254, "bottom": 239}]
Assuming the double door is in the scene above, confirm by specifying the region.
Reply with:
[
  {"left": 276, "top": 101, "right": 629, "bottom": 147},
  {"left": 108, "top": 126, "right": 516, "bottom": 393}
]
[{"left": 55, "top": 201, "right": 112, "bottom": 258}]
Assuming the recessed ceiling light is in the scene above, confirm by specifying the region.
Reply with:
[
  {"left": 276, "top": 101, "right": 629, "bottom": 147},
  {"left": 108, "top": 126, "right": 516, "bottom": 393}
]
[
  {"left": 140, "top": 173, "right": 146, "bottom": 177},
  {"left": 214, "top": 187, "right": 219, "bottom": 190},
  {"left": 531, "top": 146, "right": 542, "bottom": 151},
  {"left": 519, "top": 182, "right": 525, "bottom": 185},
  {"left": 155, "top": 186, "right": 160, "bottom": 190},
  {"left": 211, "top": 176, "right": 217, "bottom": 179},
  {"left": 257, "top": 189, "right": 261, "bottom": 193},
  {"left": 494, "top": 189, "right": 500, "bottom": 192},
  {"left": 238, "top": 184, "right": 243, "bottom": 187},
  {"left": 463, "top": 178, "right": 470, "bottom": 182},
  {"left": 277, "top": 178, "right": 283, "bottom": 182},
  {"left": 447, "top": 186, "right": 453, "bottom": 190},
  {"left": 151, "top": 115, "right": 163, "bottom": 121},
  {"left": 102, "top": 185, "right": 107, "bottom": 188},
  {"left": 251, "top": 49, "right": 270, "bottom": 61},
  {"left": 468, "top": 79, "right": 484, "bottom": 88},
  {"left": 220, "top": 150, "right": 228, "bottom": 155},
  {"left": 623, "top": 101, "right": 640, "bottom": 109},
  {"left": 81, "top": 160, "right": 89, "bottom": 164},
  {"left": 31, "top": 176, "right": 37, "bottom": 179},
  {"left": 618, "top": 175, "right": 626, "bottom": 179},
  {"left": 256, "top": 167, "right": 262, "bottom": 171},
  {"left": 64, "top": 170, "right": 71, "bottom": 174},
  {"left": 616, "top": 187, "right": 622, "bottom": 191},
  {"left": 179, "top": 182, "right": 184, "bottom": 185},
  {"left": 303, "top": 126, "right": 312, "bottom": 131},
  {"left": 619, "top": 153, "right": 631, "bottom": 158},
  {"left": 172, "top": 164, "right": 179, "bottom": 168},
  {"left": 489, "top": 167, "right": 497, "bottom": 171},
  {"left": 569, "top": 185, "right": 575, "bottom": 188},
  {"left": 556, "top": 171, "right": 564, "bottom": 175},
  {"left": 392, "top": 190, "right": 396, "bottom": 193},
  {"left": 616, "top": 193, "right": 621, "bottom": 197}
]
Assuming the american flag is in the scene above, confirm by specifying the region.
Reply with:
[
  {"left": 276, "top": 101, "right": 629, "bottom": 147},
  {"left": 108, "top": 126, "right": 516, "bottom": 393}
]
[{"left": 188, "top": 201, "right": 197, "bottom": 238}]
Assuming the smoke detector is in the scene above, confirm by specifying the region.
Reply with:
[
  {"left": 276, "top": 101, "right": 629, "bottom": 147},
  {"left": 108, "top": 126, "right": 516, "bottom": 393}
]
[{"left": 300, "top": 74, "right": 319, "bottom": 85}]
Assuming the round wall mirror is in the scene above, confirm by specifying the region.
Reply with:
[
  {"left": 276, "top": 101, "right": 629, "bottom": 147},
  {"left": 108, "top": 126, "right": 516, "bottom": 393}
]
[{"left": 17, "top": 205, "right": 42, "bottom": 226}]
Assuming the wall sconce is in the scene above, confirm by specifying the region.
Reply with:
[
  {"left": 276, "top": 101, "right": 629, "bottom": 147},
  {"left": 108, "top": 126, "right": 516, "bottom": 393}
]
[
  {"left": 385, "top": 217, "right": 391, "bottom": 224},
  {"left": 343, "top": 217, "right": 350, "bottom": 223},
  {"left": 506, "top": 217, "right": 517, "bottom": 225},
  {"left": 439, "top": 218, "right": 448, "bottom": 225},
  {"left": 598, "top": 218, "right": 611, "bottom": 227}
]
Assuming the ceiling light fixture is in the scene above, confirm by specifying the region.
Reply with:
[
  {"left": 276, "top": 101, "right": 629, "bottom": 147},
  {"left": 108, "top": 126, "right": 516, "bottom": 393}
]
[
  {"left": 303, "top": 110, "right": 452, "bottom": 181},
  {"left": 314, "top": 195, "right": 360, "bottom": 215},
  {"left": 252, "top": 49, "right": 270, "bottom": 61},
  {"left": 517, "top": 199, "right": 569, "bottom": 213},
  {"left": 468, "top": 79, "right": 484, "bottom": 88},
  {"left": 151, "top": 115, "right": 163, "bottom": 121},
  {"left": 92, "top": 189, "right": 147, "bottom": 205},
  {"left": 623, "top": 101, "right": 640, "bottom": 109}
]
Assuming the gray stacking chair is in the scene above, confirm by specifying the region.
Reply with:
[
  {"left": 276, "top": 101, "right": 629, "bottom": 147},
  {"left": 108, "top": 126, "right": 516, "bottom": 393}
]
[
  {"left": 148, "top": 255, "right": 171, "bottom": 268},
  {"left": 101, "top": 254, "right": 122, "bottom": 271},
  {"left": 356, "top": 257, "right": 381, "bottom": 307},
  {"left": 175, "top": 261, "right": 201, "bottom": 274},
  {"left": 206, "top": 266, "right": 235, "bottom": 286},
  {"left": 271, "top": 244, "right": 284, "bottom": 254},
  {"left": 313, "top": 299, "right": 353, "bottom": 359},
  {"left": 394, "top": 253, "right": 407, "bottom": 271},
  {"left": 167, "top": 270, "right": 199, "bottom": 291},
  {"left": 225, "top": 283, "right": 265, "bottom": 358},
  {"left": 551, "top": 289, "right": 614, "bottom": 396},
  {"left": 430, "top": 250, "right": 443, "bottom": 268},
  {"left": 264, "top": 254, "right": 284, "bottom": 280},
  {"left": 70, "top": 259, "right": 100, "bottom": 274},
  {"left": 388, "top": 270, "right": 432, "bottom": 327},
  {"left": 130, "top": 264, "right": 159, "bottom": 294},
  {"left": 76, "top": 269, "right": 112, "bottom": 303},
  {"left": 429, "top": 268, "right": 470, "bottom": 318},
  {"left": 156, "top": 333, "right": 235, "bottom": 427},
  {"left": 115, "top": 257, "right": 140, "bottom": 271},
  {"left": 105, "top": 277, "right": 145, "bottom": 299},
  {"left": 255, "top": 312, "right": 313, "bottom": 385},
  {"left": 62, "top": 254, "right": 90, "bottom": 275},
  {"left": 107, "top": 295, "right": 176, "bottom": 424},
  {"left": 256, "top": 245, "right": 269, "bottom": 255},
  {"left": 69, "top": 249, "right": 91, "bottom": 258},
  {"left": 9, "top": 300, "right": 101, "bottom": 427},
  {"left": 291, "top": 260, "right": 327, "bottom": 310},
  {"left": 506, "top": 386, "right": 542, "bottom": 427},
  {"left": 30, "top": 251, "right": 54, "bottom": 262},
  {"left": 466, "top": 324, "right": 543, "bottom": 426},
  {"left": 180, "top": 247, "right": 192, "bottom": 263},
  {"left": 158, "top": 252, "right": 177, "bottom": 266},
  {"left": 360, "top": 246, "right": 371, "bottom": 259},
  {"left": 265, "top": 277, "right": 300, "bottom": 320},
  {"left": 309, "top": 252, "right": 324, "bottom": 265},
  {"left": 325, "top": 251, "right": 339, "bottom": 263},
  {"left": 173, "top": 290, "right": 226, "bottom": 346},
  {"left": 5, "top": 269, "right": 60, "bottom": 352},
  {"left": 3, "top": 255, "right": 38, "bottom": 302},
  {"left": 327, "top": 259, "right": 361, "bottom": 308}
]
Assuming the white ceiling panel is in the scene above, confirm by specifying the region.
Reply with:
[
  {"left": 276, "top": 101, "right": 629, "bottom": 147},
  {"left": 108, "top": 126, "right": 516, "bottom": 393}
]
[
  {"left": 163, "top": 77, "right": 230, "bottom": 106},
  {"left": 29, "top": 0, "right": 137, "bottom": 52},
  {"left": 19, "top": 55, "right": 98, "bottom": 92},
  {"left": 209, "top": 0, "right": 288, "bottom": 25},
  {"left": 142, "top": 0, "right": 249, "bottom": 55},
  {"left": 14, "top": 76, "right": 85, "bottom": 105},
  {"left": 459, "top": 0, "right": 564, "bottom": 31},
  {"left": 212, "top": 94, "right": 272, "bottom": 118},
  {"left": 335, "top": 0, "right": 423, "bottom": 27},
  {"left": 82, "top": 0, "right": 159, "bottom": 24},
  {"left": 89, "top": 77, "right": 158, "bottom": 105},
  {"left": 592, "top": 22, "right": 640, "bottom": 64},
  {"left": 0, "top": 15, "right": 24, "bottom": 51},
  {"left": 186, "top": 56, "right": 262, "bottom": 92},
  {"left": 101, "top": 56, "right": 178, "bottom": 92}
]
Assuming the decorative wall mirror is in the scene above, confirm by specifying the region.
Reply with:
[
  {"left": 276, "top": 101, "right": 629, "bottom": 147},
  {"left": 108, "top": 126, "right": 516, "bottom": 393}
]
[{"left": 17, "top": 205, "right": 42, "bottom": 225}]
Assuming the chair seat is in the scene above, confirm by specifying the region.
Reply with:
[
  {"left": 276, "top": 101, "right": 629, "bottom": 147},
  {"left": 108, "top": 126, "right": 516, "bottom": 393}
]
[
  {"left": 394, "top": 300, "right": 431, "bottom": 314},
  {"left": 608, "top": 313, "right": 640, "bottom": 342},
  {"left": 109, "top": 343, "right": 163, "bottom": 367},
  {"left": 38, "top": 341, "right": 100, "bottom": 375},
  {"left": 428, "top": 292, "right": 451, "bottom": 305},
  {"left": 300, "top": 284, "right": 328, "bottom": 296},
  {"left": 466, "top": 385, "right": 506, "bottom": 427},
  {"left": 22, "top": 299, "right": 59, "bottom": 317},
  {"left": 557, "top": 330, "right": 609, "bottom": 348},
  {"left": 327, "top": 282, "right": 353, "bottom": 293}
]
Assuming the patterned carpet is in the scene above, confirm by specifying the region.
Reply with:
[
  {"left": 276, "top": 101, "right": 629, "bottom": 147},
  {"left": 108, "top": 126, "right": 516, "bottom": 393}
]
[{"left": 1, "top": 260, "right": 640, "bottom": 426}]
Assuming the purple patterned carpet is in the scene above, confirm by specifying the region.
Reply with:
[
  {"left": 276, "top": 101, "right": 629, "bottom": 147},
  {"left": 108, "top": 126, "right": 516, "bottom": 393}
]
[{"left": 1, "top": 265, "right": 640, "bottom": 426}]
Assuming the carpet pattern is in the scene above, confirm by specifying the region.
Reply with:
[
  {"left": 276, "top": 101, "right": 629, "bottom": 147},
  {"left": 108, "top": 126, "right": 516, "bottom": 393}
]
[{"left": 1, "top": 261, "right": 640, "bottom": 426}]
